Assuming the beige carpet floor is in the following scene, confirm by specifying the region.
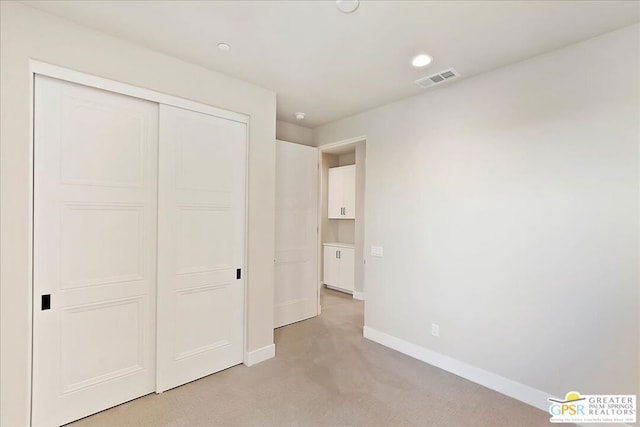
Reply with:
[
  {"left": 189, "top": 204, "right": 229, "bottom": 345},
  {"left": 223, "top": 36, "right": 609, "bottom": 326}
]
[{"left": 70, "top": 288, "right": 552, "bottom": 426}]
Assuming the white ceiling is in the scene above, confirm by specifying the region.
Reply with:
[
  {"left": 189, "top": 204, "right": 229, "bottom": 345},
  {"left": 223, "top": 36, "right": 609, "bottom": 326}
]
[{"left": 23, "top": 1, "right": 640, "bottom": 128}]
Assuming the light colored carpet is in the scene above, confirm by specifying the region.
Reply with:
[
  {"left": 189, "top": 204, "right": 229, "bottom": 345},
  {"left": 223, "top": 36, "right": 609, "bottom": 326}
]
[{"left": 70, "top": 288, "right": 551, "bottom": 426}]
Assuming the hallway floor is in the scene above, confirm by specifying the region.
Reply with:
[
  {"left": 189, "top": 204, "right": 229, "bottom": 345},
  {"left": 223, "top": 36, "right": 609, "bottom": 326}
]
[{"left": 71, "top": 288, "right": 550, "bottom": 426}]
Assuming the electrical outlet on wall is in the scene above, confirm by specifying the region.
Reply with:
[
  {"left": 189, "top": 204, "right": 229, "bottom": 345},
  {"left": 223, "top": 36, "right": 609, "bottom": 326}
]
[{"left": 431, "top": 323, "right": 439, "bottom": 337}]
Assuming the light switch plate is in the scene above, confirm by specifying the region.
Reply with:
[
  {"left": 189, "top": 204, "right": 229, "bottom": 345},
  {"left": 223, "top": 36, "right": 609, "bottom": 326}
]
[{"left": 371, "top": 246, "right": 383, "bottom": 257}]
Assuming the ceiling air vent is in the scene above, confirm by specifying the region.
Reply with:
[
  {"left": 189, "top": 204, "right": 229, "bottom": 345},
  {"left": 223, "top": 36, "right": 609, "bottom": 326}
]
[{"left": 415, "top": 68, "right": 459, "bottom": 89}]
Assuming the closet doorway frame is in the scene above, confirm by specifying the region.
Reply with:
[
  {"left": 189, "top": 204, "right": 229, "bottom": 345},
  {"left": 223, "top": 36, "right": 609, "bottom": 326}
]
[{"left": 27, "top": 60, "right": 251, "bottom": 407}]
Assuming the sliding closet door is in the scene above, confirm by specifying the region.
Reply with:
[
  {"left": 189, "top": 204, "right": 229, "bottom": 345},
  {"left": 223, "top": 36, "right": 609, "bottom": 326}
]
[
  {"left": 157, "top": 105, "right": 246, "bottom": 392},
  {"left": 32, "top": 75, "right": 158, "bottom": 426}
]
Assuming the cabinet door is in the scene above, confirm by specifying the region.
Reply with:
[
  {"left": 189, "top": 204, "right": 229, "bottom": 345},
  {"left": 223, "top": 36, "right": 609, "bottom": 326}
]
[
  {"left": 323, "top": 246, "right": 340, "bottom": 286},
  {"left": 338, "top": 247, "right": 355, "bottom": 292},
  {"left": 341, "top": 165, "right": 356, "bottom": 219},
  {"left": 327, "top": 167, "right": 343, "bottom": 219}
]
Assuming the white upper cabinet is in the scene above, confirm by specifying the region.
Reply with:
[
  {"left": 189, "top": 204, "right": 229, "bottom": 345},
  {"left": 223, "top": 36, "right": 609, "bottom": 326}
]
[{"left": 328, "top": 165, "right": 356, "bottom": 219}]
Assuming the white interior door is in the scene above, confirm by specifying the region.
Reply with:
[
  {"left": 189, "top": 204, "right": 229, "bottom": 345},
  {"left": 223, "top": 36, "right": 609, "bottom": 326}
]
[
  {"left": 274, "top": 141, "right": 319, "bottom": 328},
  {"left": 157, "top": 105, "right": 246, "bottom": 392},
  {"left": 32, "top": 75, "right": 158, "bottom": 426}
]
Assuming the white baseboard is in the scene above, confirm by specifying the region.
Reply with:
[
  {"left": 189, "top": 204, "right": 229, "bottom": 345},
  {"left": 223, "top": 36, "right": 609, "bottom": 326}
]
[
  {"left": 352, "top": 291, "right": 365, "bottom": 300},
  {"left": 363, "top": 326, "right": 551, "bottom": 412},
  {"left": 244, "top": 344, "right": 275, "bottom": 367},
  {"left": 325, "top": 284, "right": 352, "bottom": 294}
]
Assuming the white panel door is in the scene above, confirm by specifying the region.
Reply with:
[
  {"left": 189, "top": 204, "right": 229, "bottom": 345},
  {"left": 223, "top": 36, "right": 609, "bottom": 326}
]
[
  {"left": 274, "top": 141, "right": 319, "bottom": 328},
  {"left": 157, "top": 105, "right": 246, "bottom": 392},
  {"left": 32, "top": 75, "right": 158, "bottom": 426}
]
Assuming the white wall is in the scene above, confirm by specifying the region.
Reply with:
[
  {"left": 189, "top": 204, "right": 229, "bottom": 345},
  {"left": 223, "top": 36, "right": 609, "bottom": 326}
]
[
  {"left": 338, "top": 152, "right": 356, "bottom": 166},
  {"left": 315, "top": 24, "right": 640, "bottom": 400},
  {"left": 276, "top": 120, "right": 314, "bottom": 147},
  {"left": 0, "top": 3, "right": 276, "bottom": 425}
]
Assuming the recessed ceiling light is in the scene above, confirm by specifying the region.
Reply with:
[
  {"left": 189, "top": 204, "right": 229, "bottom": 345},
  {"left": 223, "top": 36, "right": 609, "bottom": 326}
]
[
  {"left": 412, "top": 54, "right": 433, "bottom": 68},
  {"left": 336, "top": 0, "right": 359, "bottom": 13},
  {"left": 217, "top": 43, "right": 231, "bottom": 52},
  {"left": 295, "top": 112, "right": 306, "bottom": 120}
]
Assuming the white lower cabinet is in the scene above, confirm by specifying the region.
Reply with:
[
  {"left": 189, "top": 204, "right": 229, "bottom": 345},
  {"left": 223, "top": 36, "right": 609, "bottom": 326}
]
[{"left": 323, "top": 243, "right": 354, "bottom": 293}]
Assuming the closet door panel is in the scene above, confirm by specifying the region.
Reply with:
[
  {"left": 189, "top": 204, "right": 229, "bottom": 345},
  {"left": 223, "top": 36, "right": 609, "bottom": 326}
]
[
  {"left": 157, "top": 105, "right": 246, "bottom": 392},
  {"left": 32, "top": 75, "right": 158, "bottom": 427}
]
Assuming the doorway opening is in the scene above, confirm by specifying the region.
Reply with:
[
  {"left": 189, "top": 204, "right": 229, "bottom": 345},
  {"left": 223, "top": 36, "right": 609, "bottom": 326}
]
[
  {"left": 318, "top": 138, "right": 366, "bottom": 315},
  {"left": 273, "top": 136, "right": 366, "bottom": 333}
]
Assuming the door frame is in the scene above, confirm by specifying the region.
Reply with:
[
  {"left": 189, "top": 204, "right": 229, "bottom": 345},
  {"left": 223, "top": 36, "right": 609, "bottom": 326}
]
[
  {"left": 317, "top": 136, "right": 367, "bottom": 313},
  {"left": 28, "top": 60, "right": 251, "bottom": 416}
]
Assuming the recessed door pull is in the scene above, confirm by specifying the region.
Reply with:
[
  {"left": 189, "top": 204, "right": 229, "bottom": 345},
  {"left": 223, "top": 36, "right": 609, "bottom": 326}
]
[
  {"left": 41, "top": 294, "right": 51, "bottom": 311},
  {"left": 236, "top": 268, "right": 241, "bottom": 280}
]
